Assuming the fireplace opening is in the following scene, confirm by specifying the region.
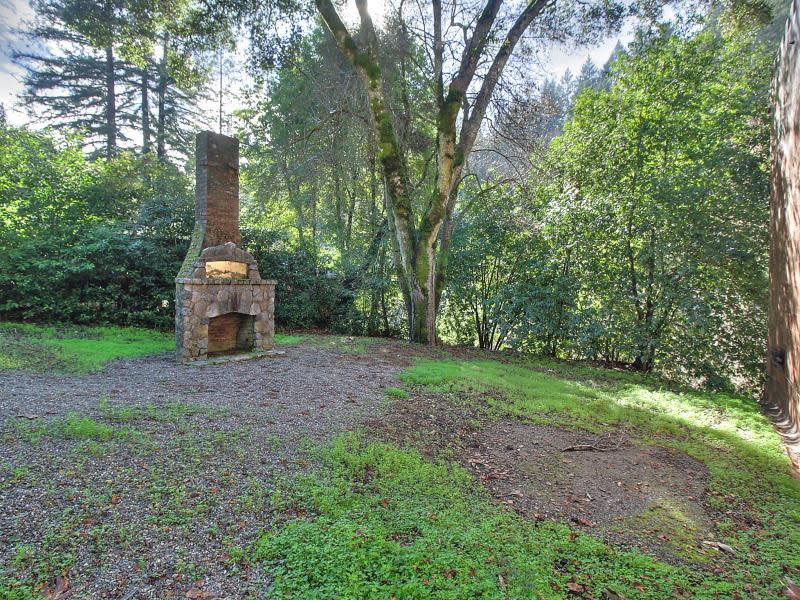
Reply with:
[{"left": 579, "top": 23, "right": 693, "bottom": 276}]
[{"left": 208, "top": 313, "right": 255, "bottom": 355}]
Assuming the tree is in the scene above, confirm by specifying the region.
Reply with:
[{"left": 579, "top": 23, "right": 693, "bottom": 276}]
[
  {"left": 239, "top": 27, "right": 401, "bottom": 335},
  {"left": 313, "top": 0, "right": 630, "bottom": 344},
  {"left": 15, "top": 0, "right": 217, "bottom": 159},
  {"left": 14, "top": 0, "right": 141, "bottom": 157},
  {"left": 441, "top": 184, "right": 531, "bottom": 350},
  {"left": 548, "top": 26, "right": 770, "bottom": 380}
]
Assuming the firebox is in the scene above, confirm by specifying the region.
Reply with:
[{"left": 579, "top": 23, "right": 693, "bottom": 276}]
[{"left": 174, "top": 131, "right": 276, "bottom": 363}]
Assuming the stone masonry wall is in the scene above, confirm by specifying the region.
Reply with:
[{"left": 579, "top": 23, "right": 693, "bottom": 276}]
[
  {"left": 175, "top": 279, "right": 275, "bottom": 362},
  {"left": 766, "top": 0, "right": 800, "bottom": 468}
]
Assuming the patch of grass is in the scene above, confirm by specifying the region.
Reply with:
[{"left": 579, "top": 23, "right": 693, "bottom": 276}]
[
  {"left": 308, "top": 334, "right": 382, "bottom": 354},
  {"left": 147, "top": 478, "right": 205, "bottom": 528},
  {"left": 99, "top": 398, "right": 228, "bottom": 424},
  {"left": 0, "top": 322, "right": 172, "bottom": 373},
  {"left": 274, "top": 334, "right": 306, "bottom": 346},
  {"left": 57, "top": 413, "right": 114, "bottom": 441},
  {"left": 10, "top": 506, "right": 85, "bottom": 591},
  {"left": 400, "top": 357, "right": 800, "bottom": 595},
  {"left": 401, "top": 360, "right": 606, "bottom": 428},
  {"left": 618, "top": 500, "right": 711, "bottom": 563},
  {"left": 252, "top": 435, "right": 743, "bottom": 598},
  {"left": 384, "top": 386, "right": 410, "bottom": 400},
  {"left": 237, "top": 477, "right": 271, "bottom": 514},
  {"left": 8, "top": 412, "right": 154, "bottom": 453},
  {"left": 0, "top": 575, "right": 38, "bottom": 600}
]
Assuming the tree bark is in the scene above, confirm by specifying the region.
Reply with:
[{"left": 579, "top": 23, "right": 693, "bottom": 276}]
[
  {"left": 104, "top": 45, "right": 116, "bottom": 159},
  {"left": 156, "top": 35, "right": 169, "bottom": 160},
  {"left": 141, "top": 65, "right": 151, "bottom": 154}
]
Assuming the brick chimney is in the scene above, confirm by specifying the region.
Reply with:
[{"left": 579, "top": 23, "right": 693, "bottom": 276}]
[{"left": 174, "top": 131, "right": 276, "bottom": 363}]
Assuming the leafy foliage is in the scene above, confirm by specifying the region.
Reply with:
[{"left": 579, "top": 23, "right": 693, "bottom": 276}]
[
  {"left": 443, "top": 26, "right": 771, "bottom": 390},
  {"left": 0, "top": 123, "right": 193, "bottom": 328},
  {"left": 0, "top": 4, "right": 781, "bottom": 392},
  {"left": 253, "top": 435, "right": 691, "bottom": 599},
  {"left": 547, "top": 27, "right": 771, "bottom": 384}
]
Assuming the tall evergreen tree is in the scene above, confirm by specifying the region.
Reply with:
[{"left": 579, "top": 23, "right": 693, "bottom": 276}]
[
  {"left": 14, "top": 0, "right": 217, "bottom": 159},
  {"left": 13, "top": 0, "right": 140, "bottom": 157}
]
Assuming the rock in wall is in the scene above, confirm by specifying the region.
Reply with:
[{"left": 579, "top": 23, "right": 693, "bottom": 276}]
[{"left": 766, "top": 0, "right": 800, "bottom": 469}]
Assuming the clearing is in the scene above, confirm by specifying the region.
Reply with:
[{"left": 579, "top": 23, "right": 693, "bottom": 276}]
[{"left": 0, "top": 324, "right": 798, "bottom": 599}]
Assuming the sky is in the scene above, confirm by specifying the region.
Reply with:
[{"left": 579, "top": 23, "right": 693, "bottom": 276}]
[
  {"left": 0, "top": 0, "right": 634, "bottom": 127},
  {"left": 0, "top": 0, "right": 34, "bottom": 123}
]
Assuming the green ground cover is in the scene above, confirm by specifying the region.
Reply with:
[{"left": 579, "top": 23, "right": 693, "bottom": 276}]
[
  {"left": 0, "top": 323, "right": 304, "bottom": 373},
  {"left": 0, "top": 322, "right": 173, "bottom": 373},
  {"left": 253, "top": 357, "right": 800, "bottom": 598},
  {"left": 2, "top": 328, "right": 798, "bottom": 597},
  {"left": 273, "top": 334, "right": 307, "bottom": 346}
]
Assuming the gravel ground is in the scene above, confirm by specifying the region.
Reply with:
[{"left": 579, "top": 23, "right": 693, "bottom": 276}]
[{"left": 0, "top": 340, "right": 404, "bottom": 599}]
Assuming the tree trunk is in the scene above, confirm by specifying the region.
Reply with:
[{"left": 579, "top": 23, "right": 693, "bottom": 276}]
[
  {"left": 156, "top": 35, "right": 169, "bottom": 160},
  {"left": 104, "top": 45, "right": 116, "bottom": 159},
  {"left": 315, "top": 0, "right": 548, "bottom": 344},
  {"left": 141, "top": 66, "right": 151, "bottom": 154}
]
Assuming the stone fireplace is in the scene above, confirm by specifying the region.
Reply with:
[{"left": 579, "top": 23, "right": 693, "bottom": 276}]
[{"left": 175, "top": 131, "right": 276, "bottom": 363}]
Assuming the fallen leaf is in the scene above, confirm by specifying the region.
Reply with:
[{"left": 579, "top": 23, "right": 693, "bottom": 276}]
[
  {"left": 785, "top": 577, "right": 800, "bottom": 599},
  {"left": 44, "top": 576, "right": 71, "bottom": 600},
  {"left": 566, "top": 580, "right": 585, "bottom": 594},
  {"left": 498, "top": 573, "right": 507, "bottom": 590},
  {"left": 717, "top": 542, "right": 735, "bottom": 555},
  {"left": 701, "top": 540, "right": 736, "bottom": 555}
]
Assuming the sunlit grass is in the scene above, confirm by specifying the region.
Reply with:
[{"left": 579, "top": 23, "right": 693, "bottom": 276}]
[
  {"left": 274, "top": 333, "right": 306, "bottom": 346},
  {"left": 400, "top": 359, "right": 786, "bottom": 467},
  {"left": 0, "top": 322, "right": 172, "bottom": 373},
  {"left": 400, "top": 356, "right": 800, "bottom": 592}
]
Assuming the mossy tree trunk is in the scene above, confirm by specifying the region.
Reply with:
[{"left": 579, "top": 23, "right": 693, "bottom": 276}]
[{"left": 316, "top": 0, "right": 549, "bottom": 344}]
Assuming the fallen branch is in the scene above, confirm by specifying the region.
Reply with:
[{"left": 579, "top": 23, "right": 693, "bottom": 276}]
[{"left": 561, "top": 444, "right": 603, "bottom": 452}]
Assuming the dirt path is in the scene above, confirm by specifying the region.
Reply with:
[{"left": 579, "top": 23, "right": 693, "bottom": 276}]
[
  {"left": 0, "top": 342, "right": 402, "bottom": 599},
  {"left": 370, "top": 388, "right": 716, "bottom": 563}
]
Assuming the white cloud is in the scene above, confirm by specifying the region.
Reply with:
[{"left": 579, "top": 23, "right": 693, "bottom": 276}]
[{"left": 0, "top": 0, "right": 34, "bottom": 124}]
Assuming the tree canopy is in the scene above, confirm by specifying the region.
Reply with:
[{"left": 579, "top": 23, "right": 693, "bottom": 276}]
[{"left": 0, "top": 0, "right": 785, "bottom": 390}]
